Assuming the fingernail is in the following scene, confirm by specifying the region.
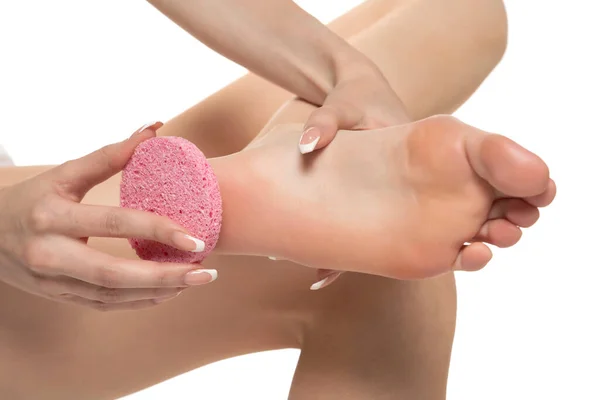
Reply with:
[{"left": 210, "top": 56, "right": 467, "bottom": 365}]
[
  {"left": 131, "top": 121, "right": 161, "bottom": 138},
  {"left": 172, "top": 232, "right": 206, "bottom": 252},
  {"left": 299, "top": 127, "right": 320, "bottom": 154},
  {"left": 310, "top": 272, "right": 341, "bottom": 291},
  {"left": 184, "top": 269, "right": 218, "bottom": 285}
]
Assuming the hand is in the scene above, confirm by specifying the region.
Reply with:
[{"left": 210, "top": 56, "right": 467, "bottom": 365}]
[
  {"left": 0, "top": 122, "right": 216, "bottom": 311},
  {"left": 298, "top": 65, "right": 410, "bottom": 154}
]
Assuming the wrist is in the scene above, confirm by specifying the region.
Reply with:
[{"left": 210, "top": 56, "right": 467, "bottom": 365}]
[{"left": 331, "top": 48, "right": 381, "bottom": 86}]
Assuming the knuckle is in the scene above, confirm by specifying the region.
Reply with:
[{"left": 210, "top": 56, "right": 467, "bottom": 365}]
[
  {"left": 98, "top": 145, "right": 121, "bottom": 172},
  {"left": 29, "top": 201, "right": 55, "bottom": 233},
  {"left": 22, "top": 239, "right": 52, "bottom": 272},
  {"left": 154, "top": 267, "right": 169, "bottom": 287},
  {"left": 145, "top": 263, "right": 169, "bottom": 287},
  {"left": 94, "top": 267, "right": 121, "bottom": 288},
  {"left": 314, "top": 106, "right": 339, "bottom": 122},
  {"left": 152, "top": 219, "right": 172, "bottom": 242},
  {"left": 104, "top": 211, "right": 123, "bottom": 236},
  {"left": 57, "top": 159, "right": 77, "bottom": 177}
]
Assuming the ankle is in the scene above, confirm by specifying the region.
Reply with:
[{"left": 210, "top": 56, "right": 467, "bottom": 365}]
[{"left": 208, "top": 152, "right": 275, "bottom": 256}]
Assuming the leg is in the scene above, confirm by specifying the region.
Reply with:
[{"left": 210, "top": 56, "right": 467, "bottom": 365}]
[
  {"left": 0, "top": 1, "right": 514, "bottom": 399},
  {"left": 157, "top": 0, "right": 508, "bottom": 156},
  {"left": 237, "top": 1, "right": 505, "bottom": 397},
  {"left": 0, "top": 118, "right": 552, "bottom": 399},
  {"left": 289, "top": 274, "right": 456, "bottom": 399}
]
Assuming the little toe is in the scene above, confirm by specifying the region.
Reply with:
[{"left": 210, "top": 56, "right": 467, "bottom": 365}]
[
  {"left": 474, "top": 219, "right": 522, "bottom": 248},
  {"left": 489, "top": 198, "right": 540, "bottom": 228},
  {"left": 453, "top": 242, "right": 493, "bottom": 271}
]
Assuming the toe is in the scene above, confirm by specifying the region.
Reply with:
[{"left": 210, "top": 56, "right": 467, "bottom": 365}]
[
  {"left": 525, "top": 178, "right": 556, "bottom": 207},
  {"left": 453, "top": 242, "right": 493, "bottom": 271},
  {"left": 474, "top": 219, "right": 523, "bottom": 248},
  {"left": 466, "top": 133, "right": 550, "bottom": 198},
  {"left": 489, "top": 198, "right": 540, "bottom": 227}
]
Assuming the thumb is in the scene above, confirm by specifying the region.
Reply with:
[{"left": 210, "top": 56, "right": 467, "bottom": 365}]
[
  {"left": 299, "top": 105, "right": 359, "bottom": 154},
  {"left": 54, "top": 121, "right": 163, "bottom": 200}
]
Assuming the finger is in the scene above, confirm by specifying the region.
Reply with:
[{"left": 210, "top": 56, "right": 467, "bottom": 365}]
[
  {"left": 53, "top": 201, "right": 204, "bottom": 252},
  {"left": 37, "top": 236, "right": 217, "bottom": 288},
  {"left": 53, "top": 121, "right": 163, "bottom": 199},
  {"left": 453, "top": 242, "right": 493, "bottom": 272},
  {"left": 299, "top": 105, "right": 360, "bottom": 154},
  {"left": 63, "top": 294, "right": 177, "bottom": 312},
  {"left": 36, "top": 275, "right": 184, "bottom": 303},
  {"left": 472, "top": 219, "right": 522, "bottom": 248},
  {"left": 488, "top": 198, "right": 540, "bottom": 227},
  {"left": 310, "top": 270, "right": 343, "bottom": 291}
]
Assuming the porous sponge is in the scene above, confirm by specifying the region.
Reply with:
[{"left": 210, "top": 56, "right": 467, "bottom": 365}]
[{"left": 120, "top": 136, "right": 222, "bottom": 263}]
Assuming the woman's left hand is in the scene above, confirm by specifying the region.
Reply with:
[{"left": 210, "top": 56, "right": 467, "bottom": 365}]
[{"left": 298, "top": 66, "right": 410, "bottom": 154}]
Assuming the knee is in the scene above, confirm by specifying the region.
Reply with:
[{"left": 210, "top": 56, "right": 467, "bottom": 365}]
[
  {"left": 473, "top": 0, "right": 509, "bottom": 64},
  {"left": 445, "top": 0, "right": 509, "bottom": 65}
]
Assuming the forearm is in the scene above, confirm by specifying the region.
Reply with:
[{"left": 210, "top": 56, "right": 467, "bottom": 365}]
[{"left": 146, "top": 0, "right": 374, "bottom": 105}]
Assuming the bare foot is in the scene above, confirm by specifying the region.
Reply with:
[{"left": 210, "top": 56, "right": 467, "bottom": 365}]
[{"left": 215, "top": 115, "right": 556, "bottom": 279}]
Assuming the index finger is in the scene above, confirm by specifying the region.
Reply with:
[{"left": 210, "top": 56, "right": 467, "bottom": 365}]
[{"left": 52, "top": 201, "right": 204, "bottom": 252}]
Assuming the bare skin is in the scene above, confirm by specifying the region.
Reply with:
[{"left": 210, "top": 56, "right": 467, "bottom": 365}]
[
  {"left": 223, "top": 118, "right": 555, "bottom": 278},
  {"left": 0, "top": 118, "right": 554, "bottom": 399},
  {"left": 0, "top": 0, "right": 527, "bottom": 399}
]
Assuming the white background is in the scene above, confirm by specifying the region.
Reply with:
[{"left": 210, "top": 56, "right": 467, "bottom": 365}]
[{"left": 1, "top": 1, "right": 599, "bottom": 399}]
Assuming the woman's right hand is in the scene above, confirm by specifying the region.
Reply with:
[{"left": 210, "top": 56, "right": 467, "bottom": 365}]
[{"left": 0, "top": 122, "right": 216, "bottom": 311}]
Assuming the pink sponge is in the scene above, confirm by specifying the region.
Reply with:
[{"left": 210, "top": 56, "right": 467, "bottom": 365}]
[{"left": 120, "top": 136, "right": 222, "bottom": 263}]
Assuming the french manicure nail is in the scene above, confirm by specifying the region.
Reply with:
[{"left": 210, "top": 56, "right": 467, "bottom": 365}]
[
  {"left": 299, "top": 127, "right": 320, "bottom": 154},
  {"left": 131, "top": 121, "right": 160, "bottom": 138},
  {"left": 138, "top": 121, "right": 159, "bottom": 133},
  {"left": 184, "top": 269, "right": 218, "bottom": 285},
  {"left": 172, "top": 232, "right": 206, "bottom": 252},
  {"left": 184, "top": 234, "right": 206, "bottom": 252},
  {"left": 310, "top": 272, "right": 341, "bottom": 291}
]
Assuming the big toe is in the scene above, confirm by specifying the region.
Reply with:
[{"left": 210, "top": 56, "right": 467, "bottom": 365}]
[{"left": 467, "top": 133, "right": 550, "bottom": 198}]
